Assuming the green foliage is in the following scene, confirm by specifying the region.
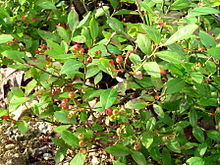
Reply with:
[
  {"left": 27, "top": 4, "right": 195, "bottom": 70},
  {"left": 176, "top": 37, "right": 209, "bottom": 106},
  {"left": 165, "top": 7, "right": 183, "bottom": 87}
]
[{"left": 0, "top": 0, "right": 220, "bottom": 164}]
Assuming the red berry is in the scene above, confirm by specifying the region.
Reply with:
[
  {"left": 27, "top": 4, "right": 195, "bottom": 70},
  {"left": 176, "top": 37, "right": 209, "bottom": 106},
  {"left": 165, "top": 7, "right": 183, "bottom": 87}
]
[
  {"left": 60, "top": 103, "right": 68, "bottom": 109},
  {"left": 69, "top": 91, "right": 75, "bottom": 98},
  {"left": 79, "top": 140, "right": 85, "bottom": 146},
  {"left": 105, "top": 108, "right": 113, "bottom": 116},
  {"left": 86, "top": 57, "right": 93, "bottom": 63},
  {"left": 73, "top": 43, "right": 82, "bottom": 51},
  {"left": 35, "top": 49, "right": 40, "bottom": 54},
  {"left": 158, "top": 22, "right": 165, "bottom": 26},
  {"left": 154, "top": 95, "right": 160, "bottom": 100},
  {"left": 40, "top": 44, "right": 47, "bottom": 49},
  {"left": 1, "top": 115, "right": 10, "bottom": 120},
  {"left": 21, "top": 15, "right": 26, "bottom": 20},
  {"left": 160, "top": 69, "right": 167, "bottom": 75},
  {"left": 95, "top": 50, "right": 102, "bottom": 55},
  {"left": 109, "top": 60, "right": 114, "bottom": 66},
  {"left": 116, "top": 56, "right": 123, "bottom": 63},
  {"left": 31, "top": 17, "right": 37, "bottom": 21}
]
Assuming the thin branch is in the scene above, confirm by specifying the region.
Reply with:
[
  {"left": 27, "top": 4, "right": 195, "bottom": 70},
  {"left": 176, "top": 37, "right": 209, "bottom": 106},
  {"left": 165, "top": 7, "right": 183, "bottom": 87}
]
[
  {"left": 135, "top": 0, "right": 146, "bottom": 24},
  {"left": 104, "top": 32, "right": 117, "bottom": 57}
]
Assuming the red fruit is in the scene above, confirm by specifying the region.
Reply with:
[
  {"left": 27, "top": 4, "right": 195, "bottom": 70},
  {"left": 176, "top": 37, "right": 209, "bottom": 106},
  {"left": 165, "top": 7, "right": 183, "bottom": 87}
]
[
  {"left": 105, "top": 108, "right": 113, "bottom": 116},
  {"left": 95, "top": 50, "right": 102, "bottom": 55},
  {"left": 69, "top": 91, "right": 75, "bottom": 98},
  {"left": 31, "top": 17, "right": 37, "bottom": 21},
  {"left": 116, "top": 56, "right": 123, "bottom": 63},
  {"left": 40, "top": 44, "right": 47, "bottom": 49},
  {"left": 158, "top": 22, "right": 165, "bottom": 26},
  {"left": 160, "top": 69, "right": 167, "bottom": 75},
  {"left": 86, "top": 57, "right": 93, "bottom": 63},
  {"left": 1, "top": 115, "right": 10, "bottom": 120},
  {"left": 21, "top": 15, "right": 26, "bottom": 20},
  {"left": 35, "top": 49, "right": 40, "bottom": 54},
  {"left": 79, "top": 140, "right": 85, "bottom": 146},
  {"left": 154, "top": 95, "right": 160, "bottom": 100},
  {"left": 109, "top": 60, "right": 114, "bottom": 66},
  {"left": 60, "top": 103, "right": 68, "bottom": 109},
  {"left": 73, "top": 43, "right": 82, "bottom": 51},
  {"left": 61, "top": 98, "right": 69, "bottom": 103}
]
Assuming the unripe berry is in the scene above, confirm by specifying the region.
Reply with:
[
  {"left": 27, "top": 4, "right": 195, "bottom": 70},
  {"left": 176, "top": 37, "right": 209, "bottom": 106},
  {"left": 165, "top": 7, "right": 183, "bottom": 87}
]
[
  {"left": 79, "top": 140, "right": 85, "bottom": 146},
  {"left": 105, "top": 108, "right": 113, "bottom": 116},
  {"left": 77, "top": 133, "right": 84, "bottom": 140},
  {"left": 116, "top": 56, "right": 123, "bottom": 63}
]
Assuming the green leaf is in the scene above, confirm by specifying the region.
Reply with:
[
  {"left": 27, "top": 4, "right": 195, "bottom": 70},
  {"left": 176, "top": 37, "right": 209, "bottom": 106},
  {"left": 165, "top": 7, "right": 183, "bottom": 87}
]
[
  {"left": 191, "top": 72, "right": 203, "bottom": 83},
  {"left": 0, "top": 109, "right": 8, "bottom": 117},
  {"left": 166, "top": 139, "right": 181, "bottom": 153},
  {"left": 61, "top": 130, "right": 79, "bottom": 147},
  {"left": 18, "top": 0, "right": 26, "bottom": 5},
  {"left": 186, "top": 157, "right": 204, "bottom": 165},
  {"left": 113, "top": 160, "right": 126, "bottom": 165},
  {"left": 199, "top": 31, "right": 216, "bottom": 48},
  {"left": 36, "top": 0, "right": 56, "bottom": 10},
  {"left": 61, "top": 60, "right": 83, "bottom": 77},
  {"left": 107, "top": 17, "right": 124, "bottom": 33},
  {"left": 37, "top": 30, "right": 60, "bottom": 42},
  {"left": 207, "top": 47, "right": 220, "bottom": 60},
  {"left": 153, "top": 104, "right": 164, "bottom": 118},
  {"left": 77, "top": 11, "right": 92, "bottom": 28},
  {"left": 143, "top": 62, "right": 161, "bottom": 78},
  {"left": 70, "top": 153, "right": 86, "bottom": 165},
  {"left": 131, "top": 150, "right": 147, "bottom": 165},
  {"left": 145, "top": 117, "right": 156, "bottom": 131},
  {"left": 105, "top": 144, "right": 130, "bottom": 157},
  {"left": 142, "top": 25, "right": 161, "bottom": 44},
  {"left": 192, "top": 126, "right": 205, "bottom": 143},
  {"left": 125, "top": 99, "right": 147, "bottom": 109},
  {"left": 11, "top": 87, "right": 24, "bottom": 97},
  {"left": 0, "top": 34, "right": 13, "bottom": 44},
  {"left": 188, "top": 7, "right": 220, "bottom": 17},
  {"left": 94, "top": 72, "right": 102, "bottom": 85},
  {"left": 166, "top": 78, "right": 186, "bottom": 94},
  {"left": 57, "top": 26, "right": 70, "bottom": 43},
  {"left": 164, "top": 24, "right": 198, "bottom": 45},
  {"left": 207, "top": 130, "right": 220, "bottom": 142},
  {"left": 129, "top": 53, "right": 142, "bottom": 66},
  {"left": 162, "top": 148, "right": 172, "bottom": 165},
  {"left": 68, "top": 9, "right": 79, "bottom": 32},
  {"left": 189, "top": 109, "right": 198, "bottom": 127},
  {"left": 2, "top": 50, "right": 27, "bottom": 63},
  {"left": 89, "top": 17, "right": 99, "bottom": 40},
  {"left": 142, "top": 133, "right": 154, "bottom": 149},
  {"left": 156, "top": 51, "right": 184, "bottom": 64},
  {"left": 10, "top": 97, "right": 30, "bottom": 107},
  {"left": 54, "top": 125, "right": 71, "bottom": 133},
  {"left": 55, "top": 148, "right": 67, "bottom": 163},
  {"left": 46, "top": 39, "right": 64, "bottom": 54},
  {"left": 195, "top": 143, "right": 207, "bottom": 157},
  {"left": 54, "top": 111, "right": 76, "bottom": 124},
  {"left": 171, "top": 0, "right": 191, "bottom": 10},
  {"left": 100, "top": 89, "right": 117, "bottom": 109},
  {"left": 109, "top": 0, "right": 119, "bottom": 9},
  {"left": 16, "top": 120, "right": 28, "bottom": 135},
  {"left": 137, "top": 33, "right": 151, "bottom": 54},
  {"left": 86, "top": 66, "right": 100, "bottom": 79}
]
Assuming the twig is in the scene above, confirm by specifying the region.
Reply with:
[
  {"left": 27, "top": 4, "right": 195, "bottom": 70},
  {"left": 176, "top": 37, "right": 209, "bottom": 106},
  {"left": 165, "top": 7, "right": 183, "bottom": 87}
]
[
  {"left": 135, "top": 0, "right": 146, "bottom": 24},
  {"left": 104, "top": 32, "right": 117, "bottom": 57}
]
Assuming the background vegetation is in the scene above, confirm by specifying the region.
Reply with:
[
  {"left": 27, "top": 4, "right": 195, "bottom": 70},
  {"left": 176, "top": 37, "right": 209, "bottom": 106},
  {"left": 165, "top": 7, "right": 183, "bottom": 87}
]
[{"left": 0, "top": 0, "right": 220, "bottom": 164}]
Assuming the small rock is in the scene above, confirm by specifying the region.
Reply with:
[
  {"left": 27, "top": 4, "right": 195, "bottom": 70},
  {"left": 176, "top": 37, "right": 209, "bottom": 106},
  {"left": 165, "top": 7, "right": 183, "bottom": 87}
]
[
  {"left": 91, "top": 156, "right": 98, "bottom": 165},
  {"left": 43, "top": 153, "right": 52, "bottom": 160},
  {"left": 5, "top": 144, "right": 15, "bottom": 150}
]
